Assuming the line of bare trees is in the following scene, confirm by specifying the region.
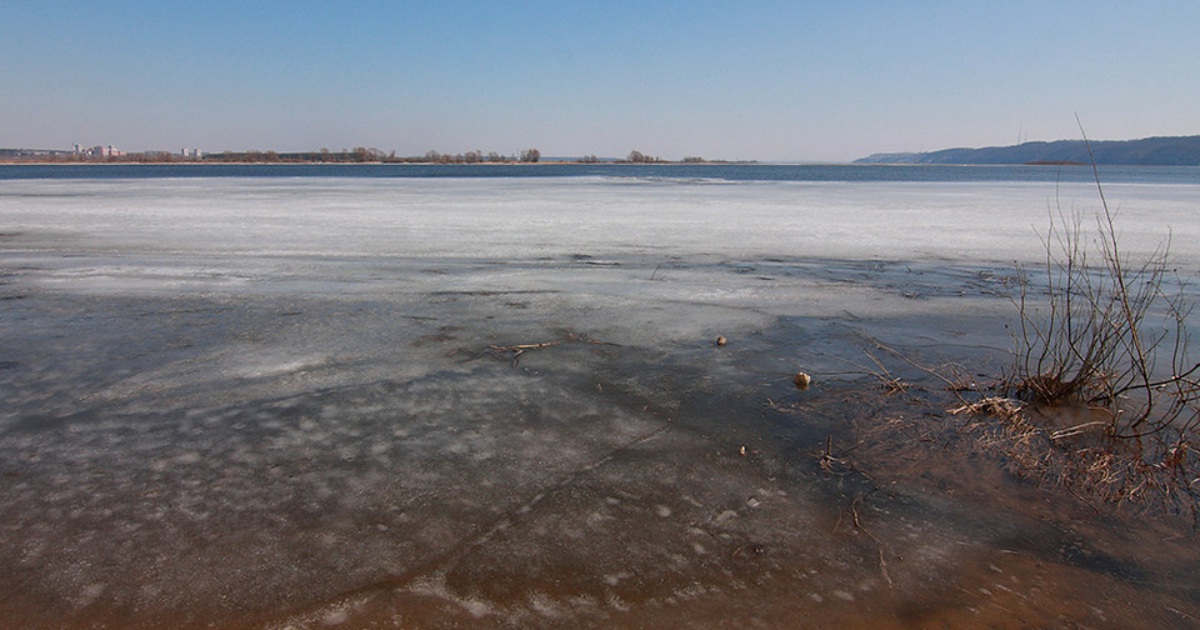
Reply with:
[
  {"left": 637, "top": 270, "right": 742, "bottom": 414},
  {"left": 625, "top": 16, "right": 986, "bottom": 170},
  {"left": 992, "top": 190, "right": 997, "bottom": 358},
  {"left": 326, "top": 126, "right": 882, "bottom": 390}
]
[
  {"left": 194, "top": 147, "right": 545, "bottom": 164},
  {"left": 5, "top": 147, "right": 722, "bottom": 165}
]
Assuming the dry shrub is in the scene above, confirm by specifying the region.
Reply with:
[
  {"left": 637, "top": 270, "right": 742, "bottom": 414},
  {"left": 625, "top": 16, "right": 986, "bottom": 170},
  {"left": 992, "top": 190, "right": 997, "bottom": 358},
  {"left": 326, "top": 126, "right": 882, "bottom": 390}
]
[
  {"left": 1006, "top": 129, "right": 1199, "bottom": 444},
  {"left": 1008, "top": 206, "right": 1199, "bottom": 440},
  {"left": 981, "top": 129, "right": 1200, "bottom": 518},
  {"left": 998, "top": 202, "right": 1200, "bottom": 518}
]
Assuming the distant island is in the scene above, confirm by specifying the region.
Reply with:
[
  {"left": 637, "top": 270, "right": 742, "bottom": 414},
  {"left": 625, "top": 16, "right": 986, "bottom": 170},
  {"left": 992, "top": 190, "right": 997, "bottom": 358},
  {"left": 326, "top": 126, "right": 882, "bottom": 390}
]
[{"left": 855, "top": 135, "right": 1200, "bottom": 166}]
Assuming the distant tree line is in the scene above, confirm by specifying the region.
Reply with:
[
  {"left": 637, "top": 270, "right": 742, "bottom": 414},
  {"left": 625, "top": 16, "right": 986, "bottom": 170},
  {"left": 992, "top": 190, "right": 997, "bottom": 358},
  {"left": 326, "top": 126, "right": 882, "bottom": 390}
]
[
  {"left": 618, "top": 150, "right": 719, "bottom": 163},
  {"left": 1, "top": 146, "right": 746, "bottom": 165},
  {"left": 204, "top": 147, "right": 545, "bottom": 164},
  {"left": 623, "top": 150, "right": 663, "bottom": 163}
]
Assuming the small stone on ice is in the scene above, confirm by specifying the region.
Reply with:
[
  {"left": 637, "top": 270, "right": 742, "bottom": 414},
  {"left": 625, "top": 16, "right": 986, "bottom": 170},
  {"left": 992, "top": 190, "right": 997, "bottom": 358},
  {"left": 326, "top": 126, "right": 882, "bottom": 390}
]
[{"left": 793, "top": 372, "right": 812, "bottom": 390}]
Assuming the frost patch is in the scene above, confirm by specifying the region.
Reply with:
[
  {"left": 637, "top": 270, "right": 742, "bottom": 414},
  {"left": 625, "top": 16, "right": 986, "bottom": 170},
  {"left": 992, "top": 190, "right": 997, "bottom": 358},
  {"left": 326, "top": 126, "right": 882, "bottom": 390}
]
[{"left": 74, "top": 583, "right": 106, "bottom": 609}]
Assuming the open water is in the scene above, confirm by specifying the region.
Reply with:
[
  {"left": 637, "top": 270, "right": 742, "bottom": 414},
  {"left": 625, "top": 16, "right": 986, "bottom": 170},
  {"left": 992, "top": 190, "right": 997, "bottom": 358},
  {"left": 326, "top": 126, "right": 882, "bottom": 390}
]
[{"left": 2, "top": 162, "right": 1198, "bottom": 184}]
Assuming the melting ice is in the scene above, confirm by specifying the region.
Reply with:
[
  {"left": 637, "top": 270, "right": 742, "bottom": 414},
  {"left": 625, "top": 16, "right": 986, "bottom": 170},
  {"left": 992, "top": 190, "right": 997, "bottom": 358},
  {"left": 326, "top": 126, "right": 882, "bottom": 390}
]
[{"left": 1, "top": 175, "right": 1199, "bottom": 628}]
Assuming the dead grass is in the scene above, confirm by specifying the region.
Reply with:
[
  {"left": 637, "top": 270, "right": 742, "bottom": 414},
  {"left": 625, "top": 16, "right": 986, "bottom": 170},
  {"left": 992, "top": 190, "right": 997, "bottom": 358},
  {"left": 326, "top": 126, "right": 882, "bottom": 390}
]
[
  {"left": 845, "top": 334, "right": 1200, "bottom": 523},
  {"left": 942, "top": 392, "right": 1199, "bottom": 523}
]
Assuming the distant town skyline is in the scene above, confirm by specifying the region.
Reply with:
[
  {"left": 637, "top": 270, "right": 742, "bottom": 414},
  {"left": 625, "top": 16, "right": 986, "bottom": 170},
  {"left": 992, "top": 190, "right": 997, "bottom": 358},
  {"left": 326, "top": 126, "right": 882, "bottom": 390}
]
[{"left": 2, "top": 2, "right": 1197, "bottom": 162}]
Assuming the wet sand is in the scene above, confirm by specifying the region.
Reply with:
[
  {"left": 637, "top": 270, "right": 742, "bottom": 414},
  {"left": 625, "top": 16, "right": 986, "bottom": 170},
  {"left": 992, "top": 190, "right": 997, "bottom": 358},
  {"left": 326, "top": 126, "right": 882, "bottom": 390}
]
[{"left": 1, "top": 178, "right": 1198, "bottom": 628}]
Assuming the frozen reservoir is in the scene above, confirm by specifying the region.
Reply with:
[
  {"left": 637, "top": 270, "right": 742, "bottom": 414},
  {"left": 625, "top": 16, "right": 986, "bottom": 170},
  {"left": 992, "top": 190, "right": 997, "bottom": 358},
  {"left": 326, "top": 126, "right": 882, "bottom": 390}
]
[{"left": 1, "top": 165, "right": 1198, "bottom": 628}]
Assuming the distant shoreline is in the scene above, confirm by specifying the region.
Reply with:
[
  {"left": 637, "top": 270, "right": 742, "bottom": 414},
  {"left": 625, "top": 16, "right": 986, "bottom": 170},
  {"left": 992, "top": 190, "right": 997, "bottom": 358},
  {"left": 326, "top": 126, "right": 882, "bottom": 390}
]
[
  {"left": 855, "top": 135, "right": 1200, "bottom": 167},
  {"left": 0, "top": 158, "right": 762, "bottom": 166},
  {"left": 0, "top": 158, "right": 768, "bottom": 165}
]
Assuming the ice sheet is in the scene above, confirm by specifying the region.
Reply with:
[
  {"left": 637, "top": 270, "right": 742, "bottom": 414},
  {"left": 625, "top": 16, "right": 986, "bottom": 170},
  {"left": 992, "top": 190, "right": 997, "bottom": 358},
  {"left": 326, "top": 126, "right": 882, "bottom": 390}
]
[
  {"left": 4, "top": 177, "right": 1199, "bottom": 263},
  {"left": 1, "top": 176, "right": 1198, "bottom": 628}
]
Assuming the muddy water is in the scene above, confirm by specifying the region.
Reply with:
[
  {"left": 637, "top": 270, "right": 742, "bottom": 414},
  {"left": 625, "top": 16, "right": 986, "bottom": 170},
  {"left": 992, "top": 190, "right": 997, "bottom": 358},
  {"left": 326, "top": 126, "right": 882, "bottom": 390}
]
[{"left": 2, "top": 179, "right": 1199, "bottom": 628}]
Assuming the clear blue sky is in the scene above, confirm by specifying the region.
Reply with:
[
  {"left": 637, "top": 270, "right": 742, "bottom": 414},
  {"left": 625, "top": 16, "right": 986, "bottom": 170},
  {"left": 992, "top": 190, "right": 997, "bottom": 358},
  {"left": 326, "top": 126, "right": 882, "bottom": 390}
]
[{"left": 2, "top": 1, "right": 1196, "bottom": 161}]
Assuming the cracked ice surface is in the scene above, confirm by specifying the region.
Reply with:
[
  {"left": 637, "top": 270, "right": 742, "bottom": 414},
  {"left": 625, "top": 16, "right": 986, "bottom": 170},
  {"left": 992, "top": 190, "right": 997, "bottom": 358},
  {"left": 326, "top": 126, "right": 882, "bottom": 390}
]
[{"left": 1, "top": 176, "right": 1199, "bottom": 628}]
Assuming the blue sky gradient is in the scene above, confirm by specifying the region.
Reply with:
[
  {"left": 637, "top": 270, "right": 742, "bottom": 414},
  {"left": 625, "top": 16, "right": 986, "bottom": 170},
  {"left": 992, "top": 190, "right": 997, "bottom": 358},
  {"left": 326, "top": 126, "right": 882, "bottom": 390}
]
[{"left": 2, "top": 1, "right": 1196, "bottom": 161}]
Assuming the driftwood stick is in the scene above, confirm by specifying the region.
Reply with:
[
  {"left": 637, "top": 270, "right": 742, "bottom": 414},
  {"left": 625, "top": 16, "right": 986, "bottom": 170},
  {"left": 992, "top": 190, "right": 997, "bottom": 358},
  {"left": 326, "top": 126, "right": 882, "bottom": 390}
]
[
  {"left": 850, "top": 495, "right": 894, "bottom": 587},
  {"left": 489, "top": 341, "right": 562, "bottom": 352}
]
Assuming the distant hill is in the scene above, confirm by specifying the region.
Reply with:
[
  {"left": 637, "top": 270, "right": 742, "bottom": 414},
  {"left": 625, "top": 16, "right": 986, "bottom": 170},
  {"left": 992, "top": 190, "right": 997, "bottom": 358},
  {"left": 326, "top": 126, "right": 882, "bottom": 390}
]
[{"left": 855, "top": 135, "right": 1200, "bottom": 166}]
